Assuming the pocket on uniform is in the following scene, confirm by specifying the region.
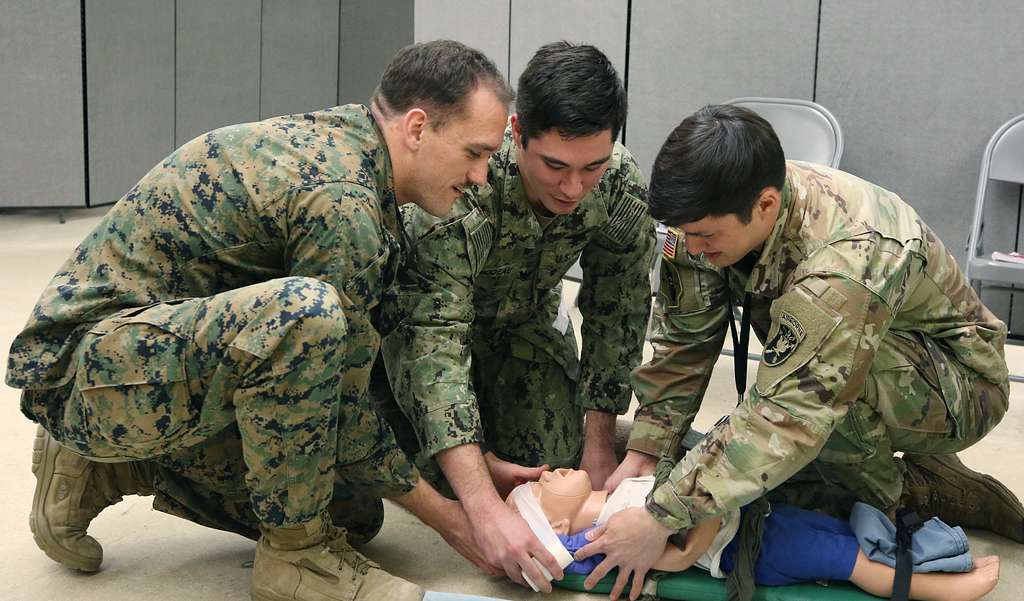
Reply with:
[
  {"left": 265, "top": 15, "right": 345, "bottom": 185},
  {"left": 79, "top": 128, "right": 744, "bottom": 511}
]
[
  {"left": 344, "top": 248, "right": 392, "bottom": 311},
  {"left": 818, "top": 399, "right": 880, "bottom": 464},
  {"left": 869, "top": 331, "right": 955, "bottom": 435},
  {"left": 74, "top": 303, "right": 197, "bottom": 458}
]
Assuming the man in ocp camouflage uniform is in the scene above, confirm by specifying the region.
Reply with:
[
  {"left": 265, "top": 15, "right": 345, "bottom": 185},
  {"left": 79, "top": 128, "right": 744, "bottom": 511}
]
[
  {"left": 6, "top": 40, "right": 512, "bottom": 601},
  {"left": 579, "top": 104, "right": 1024, "bottom": 601},
  {"left": 378, "top": 42, "right": 655, "bottom": 591}
]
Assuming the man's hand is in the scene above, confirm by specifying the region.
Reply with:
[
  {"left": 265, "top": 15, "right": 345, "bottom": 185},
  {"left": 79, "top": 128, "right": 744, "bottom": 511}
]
[
  {"left": 574, "top": 507, "right": 672, "bottom": 601},
  {"left": 579, "top": 410, "right": 619, "bottom": 490},
  {"left": 437, "top": 444, "right": 562, "bottom": 591},
  {"left": 483, "top": 451, "right": 548, "bottom": 499},
  {"left": 389, "top": 479, "right": 498, "bottom": 575},
  {"left": 469, "top": 499, "right": 564, "bottom": 591},
  {"left": 603, "top": 449, "right": 659, "bottom": 492}
]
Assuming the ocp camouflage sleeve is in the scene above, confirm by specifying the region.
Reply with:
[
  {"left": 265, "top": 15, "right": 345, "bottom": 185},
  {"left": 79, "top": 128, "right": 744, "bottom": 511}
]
[
  {"left": 628, "top": 249, "right": 729, "bottom": 457},
  {"left": 648, "top": 247, "right": 906, "bottom": 531},
  {"left": 577, "top": 152, "right": 656, "bottom": 414},
  {"left": 381, "top": 197, "right": 491, "bottom": 458}
]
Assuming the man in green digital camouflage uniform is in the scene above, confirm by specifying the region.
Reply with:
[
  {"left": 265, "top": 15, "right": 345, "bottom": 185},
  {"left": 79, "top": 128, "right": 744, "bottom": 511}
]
[
  {"left": 6, "top": 40, "right": 512, "bottom": 601},
  {"left": 578, "top": 104, "right": 1024, "bottom": 601},
  {"left": 379, "top": 42, "right": 655, "bottom": 591}
]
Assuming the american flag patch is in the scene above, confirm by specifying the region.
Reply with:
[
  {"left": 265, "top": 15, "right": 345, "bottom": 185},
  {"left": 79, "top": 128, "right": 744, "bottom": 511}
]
[{"left": 663, "top": 228, "right": 678, "bottom": 260}]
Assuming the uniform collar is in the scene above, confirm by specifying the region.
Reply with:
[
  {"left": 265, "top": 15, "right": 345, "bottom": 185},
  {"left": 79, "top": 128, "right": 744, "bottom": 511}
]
[{"left": 362, "top": 105, "right": 403, "bottom": 244}]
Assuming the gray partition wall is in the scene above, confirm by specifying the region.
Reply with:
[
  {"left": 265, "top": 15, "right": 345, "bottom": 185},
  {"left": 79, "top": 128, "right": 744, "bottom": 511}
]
[
  {"left": 339, "top": 0, "right": 416, "bottom": 104},
  {"left": 85, "top": 0, "right": 176, "bottom": 207},
  {"left": 0, "top": 1, "right": 85, "bottom": 208},
  {"left": 175, "top": 0, "right": 262, "bottom": 147},
  {"left": 508, "top": 0, "right": 627, "bottom": 98},
  {"left": 627, "top": 0, "right": 819, "bottom": 177},
  {"left": 816, "top": 0, "right": 1024, "bottom": 330},
  {"left": 414, "top": 0, "right": 511, "bottom": 78},
  {"left": 0, "top": 0, "right": 414, "bottom": 210}
]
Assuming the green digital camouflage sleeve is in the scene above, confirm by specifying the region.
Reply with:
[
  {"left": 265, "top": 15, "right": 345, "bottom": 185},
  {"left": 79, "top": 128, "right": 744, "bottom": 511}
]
[
  {"left": 288, "top": 182, "right": 418, "bottom": 491},
  {"left": 627, "top": 250, "right": 729, "bottom": 457},
  {"left": 577, "top": 152, "right": 656, "bottom": 414},
  {"left": 647, "top": 248, "right": 905, "bottom": 531},
  {"left": 381, "top": 197, "right": 492, "bottom": 458}
]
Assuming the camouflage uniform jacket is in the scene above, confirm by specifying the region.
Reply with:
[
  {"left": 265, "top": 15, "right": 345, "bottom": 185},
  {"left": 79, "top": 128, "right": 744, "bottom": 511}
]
[
  {"left": 631, "top": 161, "right": 1009, "bottom": 531},
  {"left": 8, "top": 105, "right": 404, "bottom": 418},
  {"left": 382, "top": 126, "right": 655, "bottom": 458}
]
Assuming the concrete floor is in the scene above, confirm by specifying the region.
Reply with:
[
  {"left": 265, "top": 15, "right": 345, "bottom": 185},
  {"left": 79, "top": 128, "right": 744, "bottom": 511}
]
[{"left": 1, "top": 207, "right": 1022, "bottom": 600}]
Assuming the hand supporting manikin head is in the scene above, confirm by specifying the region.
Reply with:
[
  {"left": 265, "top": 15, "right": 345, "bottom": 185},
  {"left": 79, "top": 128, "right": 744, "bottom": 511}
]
[{"left": 507, "top": 467, "right": 718, "bottom": 573}]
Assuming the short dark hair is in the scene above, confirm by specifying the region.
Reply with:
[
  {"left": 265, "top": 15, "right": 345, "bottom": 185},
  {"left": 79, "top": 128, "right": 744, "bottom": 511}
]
[
  {"left": 649, "top": 104, "right": 786, "bottom": 225},
  {"left": 516, "top": 41, "right": 627, "bottom": 146},
  {"left": 373, "top": 40, "right": 514, "bottom": 128}
]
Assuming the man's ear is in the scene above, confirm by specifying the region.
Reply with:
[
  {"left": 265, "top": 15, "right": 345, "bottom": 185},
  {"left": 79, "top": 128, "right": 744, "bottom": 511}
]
[
  {"left": 510, "top": 114, "right": 523, "bottom": 149},
  {"left": 400, "top": 108, "right": 429, "bottom": 151},
  {"left": 756, "top": 186, "right": 781, "bottom": 216}
]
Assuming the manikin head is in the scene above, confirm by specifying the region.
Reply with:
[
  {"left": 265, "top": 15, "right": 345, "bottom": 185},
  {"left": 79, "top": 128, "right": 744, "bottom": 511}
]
[
  {"left": 511, "top": 42, "right": 627, "bottom": 217},
  {"left": 508, "top": 468, "right": 608, "bottom": 535},
  {"left": 372, "top": 40, "right": 514, "bottom": 217},
  {"left": 648, "top": 104, "right": 787, "bottom": 267}
]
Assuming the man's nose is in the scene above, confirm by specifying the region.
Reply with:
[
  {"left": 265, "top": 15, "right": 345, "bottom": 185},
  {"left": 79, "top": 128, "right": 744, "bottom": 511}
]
[
  {"left": 467, "top": 160, "right": 488, "bottom": 186},
  {"left": 560, "top": 172, "right": 584, "bottom": 198}
]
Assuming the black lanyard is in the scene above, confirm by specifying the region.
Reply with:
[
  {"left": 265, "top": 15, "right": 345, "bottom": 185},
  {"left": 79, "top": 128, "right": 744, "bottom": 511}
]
[{"left": 728, "top": 291, "right": 753, "bottom": 405}]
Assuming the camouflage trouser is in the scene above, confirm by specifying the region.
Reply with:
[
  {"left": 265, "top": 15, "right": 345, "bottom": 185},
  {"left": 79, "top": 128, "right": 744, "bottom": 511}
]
[
  {"left": 38, "top": 276, "right": 416, "bottom": 529},
  {"left": 771, "top": 329, "right": 1009, "bottom": 516},
  {"left": 376, "top": 322, "right": 584, "bottom": 492}
]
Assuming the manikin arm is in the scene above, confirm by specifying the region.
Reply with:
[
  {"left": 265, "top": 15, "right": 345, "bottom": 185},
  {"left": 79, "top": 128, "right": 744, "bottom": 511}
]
[{"left": 651, "top": 516, "right": 722, "bottom": 572}]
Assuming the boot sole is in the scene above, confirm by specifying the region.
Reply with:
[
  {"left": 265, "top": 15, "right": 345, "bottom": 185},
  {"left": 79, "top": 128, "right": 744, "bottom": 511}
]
[{"left": 30, "top": 425, "right": 102, "bottom": 572}]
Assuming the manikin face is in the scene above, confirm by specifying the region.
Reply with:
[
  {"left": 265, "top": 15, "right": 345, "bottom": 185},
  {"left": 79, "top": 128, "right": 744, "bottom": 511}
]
[
  {"left": 534, "top": 468, "right": 602, "bottom": 535},
  {"left": 512, "top": 117, "right": 614, "bottom": 217},
  {"left": 680, "top": 189, "right": 781, "bottom": 267},
  {"left": 408, "top": 85, "right": 508, "bottom": 217}
]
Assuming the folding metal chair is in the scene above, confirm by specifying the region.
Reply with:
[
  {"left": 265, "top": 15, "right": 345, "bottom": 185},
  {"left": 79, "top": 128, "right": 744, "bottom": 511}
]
[{"left": 965, "top": 113, "right": 1024, "bottom": 292}]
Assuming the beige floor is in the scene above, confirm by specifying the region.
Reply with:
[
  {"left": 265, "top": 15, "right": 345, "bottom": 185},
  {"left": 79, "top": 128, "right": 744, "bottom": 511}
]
[{"left": 1, "top": 207, "right": 1022, "bottom": 601}]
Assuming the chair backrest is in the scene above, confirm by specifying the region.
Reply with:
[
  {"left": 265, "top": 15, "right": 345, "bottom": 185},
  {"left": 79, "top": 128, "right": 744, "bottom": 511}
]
[
  {"left": 726, "top": 97, "right": 844, "bottom": 168},
  {"left": 966, "top": 113, "right": 1024, "bottom": 285}
]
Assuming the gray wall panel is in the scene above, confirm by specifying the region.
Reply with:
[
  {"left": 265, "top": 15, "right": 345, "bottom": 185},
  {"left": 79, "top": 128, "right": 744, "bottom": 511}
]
[
  {"left": 176, "top": 0, "right": 261, "bottom": 146},
  {"left": 414, "top": 0, "right": 510, "bottom": 79},
  {"left": 627, "top": 0, "right": 818, "bottom": 176},
  {"left": 339, "top": 0, "right": 414, "bottom": 105},
  {"left": 0, "top": 1, "right": 85, "bottom": 208},
  {"left": 508, "top": 0, "right": 626, "bottom": 94},
  {"left": 86, "top": 0, "right": 175, "bottom": 206},
  {"left": 260, "top": 0, "right": 340, "bottom": 119},
  {"left": 817, "top": 0, "right": 1024, "bottom": 325}
]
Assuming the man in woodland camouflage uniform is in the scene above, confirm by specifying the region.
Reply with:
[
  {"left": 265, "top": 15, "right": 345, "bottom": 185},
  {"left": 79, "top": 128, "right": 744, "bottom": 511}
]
[
  {"left": 378, "top": 42, "right": 655, "bottom": 591},
  {"left": 577, "top": 104, "right": 1024, "bottom": 601},
  {"left": 6, "top": 41, "right": 512, "bottom": 601}
]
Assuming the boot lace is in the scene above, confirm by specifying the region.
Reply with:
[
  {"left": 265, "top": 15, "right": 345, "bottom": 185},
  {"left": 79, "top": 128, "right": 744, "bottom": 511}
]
[{"left": 318, "top": 520, "right": 378, "bottom": 578}]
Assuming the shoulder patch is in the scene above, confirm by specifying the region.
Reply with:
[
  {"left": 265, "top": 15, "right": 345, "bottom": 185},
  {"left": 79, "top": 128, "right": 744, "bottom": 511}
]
[
  {"left": 602, "top": 193, "right": 649, "bottom": 247},
  {"left": 460, "top": 207, "right": 493, "bottom": 277},
  {"left": 663, "top": 227, "right": 680, "bottom": 260},
  {"left": 762, "top": 311, "right": 805, "bottom": 366}
]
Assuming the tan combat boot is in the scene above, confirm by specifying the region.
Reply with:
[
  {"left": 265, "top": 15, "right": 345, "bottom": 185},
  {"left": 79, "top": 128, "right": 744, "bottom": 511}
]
[
  {"left": 251, "top": 511, "right": 423, "bottom": 601},
  {"left": 902, "top": 453, "right": 1024, "bottom": 543},
  {"left": 30, "top": 425, "right": 156, "bottom": 571}
]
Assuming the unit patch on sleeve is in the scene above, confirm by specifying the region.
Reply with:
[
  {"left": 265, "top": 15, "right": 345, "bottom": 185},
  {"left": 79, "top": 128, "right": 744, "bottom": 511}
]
[{"left": 762, "top": 311, "right": 805, "bottom": 366}]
